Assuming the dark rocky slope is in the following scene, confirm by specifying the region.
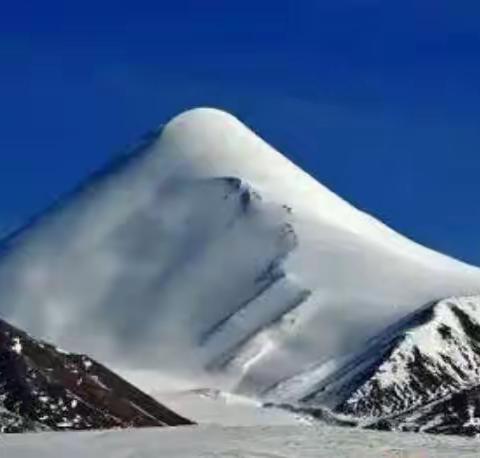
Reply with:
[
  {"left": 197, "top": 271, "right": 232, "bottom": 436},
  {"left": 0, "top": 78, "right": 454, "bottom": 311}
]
[{"left": 0, "top": 317, "right": 193, "bottom": 432}]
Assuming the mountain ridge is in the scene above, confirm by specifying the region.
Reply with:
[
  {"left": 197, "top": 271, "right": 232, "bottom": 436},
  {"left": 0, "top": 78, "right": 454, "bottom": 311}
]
[{"left": 268, "top": 295, "right": 480, "bottom": 436}]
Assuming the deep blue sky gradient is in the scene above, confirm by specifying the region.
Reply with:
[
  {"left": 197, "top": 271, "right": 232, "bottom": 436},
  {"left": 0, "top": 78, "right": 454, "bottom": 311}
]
[{"left": 1, "top": 1, "right": 480, "bottom": 263}]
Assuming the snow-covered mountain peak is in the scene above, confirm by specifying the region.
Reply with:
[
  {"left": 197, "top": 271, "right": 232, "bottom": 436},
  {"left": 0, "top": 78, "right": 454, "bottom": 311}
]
[
  {"left": 160, "top": 107, "right": 307, "bottom": 181},
  {"left": 156, "top": 108, "right": 480, "bottom": 275},
  {"left": 0, "top": 108, "right": 480, "bottom": 396},
  {"left": 151, "top": 107, "right": 352, "bottom": 220}
]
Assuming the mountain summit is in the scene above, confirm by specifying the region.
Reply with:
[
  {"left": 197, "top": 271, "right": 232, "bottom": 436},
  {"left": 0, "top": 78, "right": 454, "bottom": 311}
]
[{"left": 0, "top": 108, "right": 479, "bottom": 396}]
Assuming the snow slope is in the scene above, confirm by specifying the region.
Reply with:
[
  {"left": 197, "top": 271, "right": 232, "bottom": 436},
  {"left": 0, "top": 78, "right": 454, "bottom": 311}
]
[
  {"left": 0, "top": 108, "right": 479, "bottom": 395},
  {"left": 1, "top": 424, "right": 480, "bottom": 458}
]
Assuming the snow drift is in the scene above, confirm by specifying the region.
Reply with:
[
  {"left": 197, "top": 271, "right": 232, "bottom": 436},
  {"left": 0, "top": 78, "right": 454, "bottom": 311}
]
[{"left": 0, "top": 107, "right": 479, "bottom": 395}]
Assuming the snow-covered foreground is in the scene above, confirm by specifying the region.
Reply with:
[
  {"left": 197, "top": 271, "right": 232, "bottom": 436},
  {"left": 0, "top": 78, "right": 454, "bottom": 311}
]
[{"left": 2, "top": 425, "right": 479, "bottom": 458}]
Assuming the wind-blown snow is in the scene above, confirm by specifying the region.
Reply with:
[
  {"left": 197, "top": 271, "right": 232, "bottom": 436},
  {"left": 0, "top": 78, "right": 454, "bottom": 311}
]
[{"left": 0, "top": 107, "right": 479, "bottom": 395}]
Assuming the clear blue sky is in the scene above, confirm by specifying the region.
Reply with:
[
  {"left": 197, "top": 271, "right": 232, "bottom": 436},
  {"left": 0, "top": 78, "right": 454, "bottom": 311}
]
[{"left": 1, "top": 1, "right": 480, "bottom": 263}]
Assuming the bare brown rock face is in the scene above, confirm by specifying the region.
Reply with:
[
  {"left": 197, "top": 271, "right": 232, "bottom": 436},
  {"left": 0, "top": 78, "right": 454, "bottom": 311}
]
[{"left": 0, "top": 318, "right": 193, "bottom": 433}]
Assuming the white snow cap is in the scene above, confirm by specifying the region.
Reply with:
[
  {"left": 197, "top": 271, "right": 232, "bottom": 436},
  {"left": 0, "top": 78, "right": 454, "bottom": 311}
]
[
  {"left": 159, "top": 108, "right": 360, "bottom": 219},
  {"left": 0, "top": 107, "right": 479, "bottom": 394}
]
